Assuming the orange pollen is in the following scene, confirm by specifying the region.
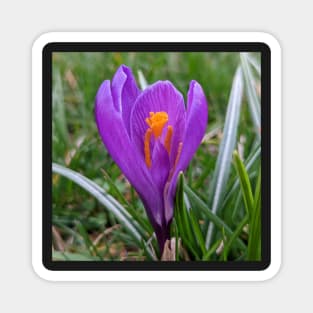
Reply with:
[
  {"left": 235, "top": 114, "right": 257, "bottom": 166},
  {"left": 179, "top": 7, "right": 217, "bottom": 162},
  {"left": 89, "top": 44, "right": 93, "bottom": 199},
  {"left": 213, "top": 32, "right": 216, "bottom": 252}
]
[
  {"left": 144, "top": 128, "right": 152, "bottom": 168},
  {"left": 164, "top": 125, "right": 173, "bottom": 154},
  {"left": 145, "top": 111, "right": 168, "bottom": 138}
]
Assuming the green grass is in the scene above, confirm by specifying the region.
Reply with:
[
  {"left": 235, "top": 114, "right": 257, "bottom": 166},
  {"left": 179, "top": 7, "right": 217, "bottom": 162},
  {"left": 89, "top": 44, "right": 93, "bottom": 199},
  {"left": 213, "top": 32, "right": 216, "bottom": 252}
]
[{"left": 52, "top": 51, "right": 261, "bottom": 261}]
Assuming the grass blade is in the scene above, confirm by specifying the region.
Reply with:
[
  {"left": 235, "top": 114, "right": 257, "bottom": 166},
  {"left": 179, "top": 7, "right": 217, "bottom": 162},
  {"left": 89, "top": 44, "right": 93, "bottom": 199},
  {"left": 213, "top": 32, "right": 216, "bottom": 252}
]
[
  {"left": 233, "top": 151, "right": 254, "bottom": 217},
  {"left": 222, "top": 215, "right": 249, "bottom": 260},
  {"left": 101, "top": 169, "right": 154, "bottom": 235},
  {"left": 52, "top": 163, "right": 155, "bottom": 259},
  {"left": 233, "top": 151, "right": 261, "bottom": 260},
  {"left": 189, "top": 209, "right": 206, "bottom": 255},
  {"left": 205, "top": 66, "right": 244, "bottom": 248},
  {"left": 174, "top": 173, "right": 201, "bottom": 259},
  {"left": 246, "top": 54, "right": 261, "bottom": 76},
  {"left": 52, "top": 69, "right": 68, "bottom": 144},
  {"left": 248, "top": 167, "right": 261, "bottom": 260},
  {"left": 240, "top": 52, "right": 261, "bottom": 137},
  {"left": 53, "top": 251, "right": 100, "bottom": 261},
  {"left": 76, "top": 221, "right": 102, "bottom": 259},
  {"left": 222, "top": 144, "right": 260, "bottom": 212},
  {"left": 202, "top": 239, "right": 223, "bottom": 261},
  {"left": 137, "top": 70, "right": 148, "bottom": 90},
  {"left": 185, "top": 184, "right": 246, "bottom": 252}
]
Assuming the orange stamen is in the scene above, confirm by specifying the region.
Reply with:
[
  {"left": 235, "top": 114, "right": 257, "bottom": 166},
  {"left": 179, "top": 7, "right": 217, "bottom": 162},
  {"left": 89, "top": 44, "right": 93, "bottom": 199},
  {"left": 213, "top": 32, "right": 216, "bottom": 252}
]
[
  {"left": 164, "top": 125, "right": 173, "bottom": 154},
  {"left": 145, "top": 111, "right": 168, "bottom": 138},
  {"left": 144, "top": 128, "right": 152, "bottom": 168}
]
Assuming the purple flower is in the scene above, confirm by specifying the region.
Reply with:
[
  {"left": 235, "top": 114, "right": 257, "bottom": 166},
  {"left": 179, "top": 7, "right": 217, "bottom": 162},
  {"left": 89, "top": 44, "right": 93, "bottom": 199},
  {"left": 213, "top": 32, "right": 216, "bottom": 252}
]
[{"left": 95, "top": 65, "right": 208, "bottom": 253}]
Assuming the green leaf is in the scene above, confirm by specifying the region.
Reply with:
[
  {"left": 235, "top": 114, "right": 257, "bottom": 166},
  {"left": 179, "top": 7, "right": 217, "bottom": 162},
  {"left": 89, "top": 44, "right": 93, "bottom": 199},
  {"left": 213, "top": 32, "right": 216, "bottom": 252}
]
[
  {"left": 222, "top": 215, "right": 249, "bottom": 260},
  {"left": 223, "top": 144, "right": 261, "bottom": 208},
  {"left": 100, "top": 168, "right": 129, "bottom": 206},
  {"left": 52, "top": 68, "right": 69, "bottom": 144},
  {"left": 52, "top": 163, "right": 156, "bottom": 260},
  {"left": 233, "top": 151, "right": 261, "bottom": 261},
  {"left": 175, "top": 174, "right": 189, "bottom": 233},
  {"left": 248, "top": 167, "right": 261, "bottom": 260},
  {"left": 233, "top": 151, "right": 254, "bottom": 217},
  {"left": 205, "top": 66, "right": 244, "bottom": 248},
  {"left": 246, "top": 54, "right": 261, "bottom": 76},
  {"left": 170, "top": 218, "right": 180, "bottom": 261},
  {"left": 240, "top": 52, "right": 261, "bottom": 137},
  {"left": 76, "top": 221, "right": 102, "bottom": 259},
  {"left": 221, "top": 144, "right": 260, "bottom": 222},
  {"left": 174, "top": 173, "right": 201, "bottom": 259},
  {"left": 189, "top": 209, "right": 206, "bottom": 255},
  {"left": 202, "top": 239, "right": 223, "bottom": 261},
  {"left": 184, "top": 184, "right": 246, "bottom": 252},
  {"left": 137, "top": 70, "right": 148, "bottom": 90},
  {"left": 101, "top": 168, "right": 153, "bottom": 236},
  {"left": 53, "top": 251, "right": 101, "bottom": 261}
]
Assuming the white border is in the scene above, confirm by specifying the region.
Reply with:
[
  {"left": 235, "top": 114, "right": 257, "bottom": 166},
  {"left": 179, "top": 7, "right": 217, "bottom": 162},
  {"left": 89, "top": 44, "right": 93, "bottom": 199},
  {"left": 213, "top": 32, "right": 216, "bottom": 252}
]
[{"left": 32, "top": 32, "right": 281, "bottom": 281}]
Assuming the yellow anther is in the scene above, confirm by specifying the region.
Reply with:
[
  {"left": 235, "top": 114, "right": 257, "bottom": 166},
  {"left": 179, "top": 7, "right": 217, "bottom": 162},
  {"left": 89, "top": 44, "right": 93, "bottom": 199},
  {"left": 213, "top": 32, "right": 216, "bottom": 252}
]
[
  {"left": 144, "top": 128, "right": 152, "bottom": 168},
  {"left": 164, "top": 125, "right": 173, "bottom": 154},
  {"left": 145, "top": 111, "right": 168, "bottom": 138}
]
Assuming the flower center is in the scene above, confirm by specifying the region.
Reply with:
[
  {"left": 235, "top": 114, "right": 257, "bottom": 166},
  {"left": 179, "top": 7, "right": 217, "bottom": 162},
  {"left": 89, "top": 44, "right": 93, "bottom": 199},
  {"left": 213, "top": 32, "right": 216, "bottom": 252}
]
[
  {"left": 145, "top": 112, "right": 168, "bottom": 138},
  {"left": 144, "top": 111, "right": 173, "bottom": 168}
]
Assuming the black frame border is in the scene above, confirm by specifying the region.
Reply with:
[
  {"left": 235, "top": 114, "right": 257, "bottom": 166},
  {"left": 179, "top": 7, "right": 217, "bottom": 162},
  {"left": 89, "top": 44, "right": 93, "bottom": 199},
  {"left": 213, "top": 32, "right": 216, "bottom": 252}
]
[{"left": 43, "top": 42, "right": 271, "bottom": 271}]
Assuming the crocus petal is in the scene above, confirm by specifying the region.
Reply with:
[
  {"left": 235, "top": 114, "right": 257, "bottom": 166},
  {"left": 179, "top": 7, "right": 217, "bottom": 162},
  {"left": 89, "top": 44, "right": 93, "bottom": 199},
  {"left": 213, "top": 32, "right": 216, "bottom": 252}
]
[
  {"left": 111, "top": 65, "right": 140, "bottom": 136},
  {"left": 165, "top": 80, "right": 208, "bottom": 223},
  {"left": 130, "top": 81, "right": 186, "bottom": 161},
  {"left": 151, "top": 141, "right": 170, "bottom": 195},
  {"left": 177, "top": 80, "right": 208, "bottom": 171},
  {"left": 95, "top": 80, "right": 163, "bottom": 227}
]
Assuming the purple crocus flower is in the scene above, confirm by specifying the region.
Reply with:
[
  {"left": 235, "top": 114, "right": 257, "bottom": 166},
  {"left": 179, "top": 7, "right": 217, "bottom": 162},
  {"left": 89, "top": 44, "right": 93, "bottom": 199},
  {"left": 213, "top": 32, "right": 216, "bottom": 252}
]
[{"left": 95, "top": 65, "right": 208, "bottom": 253}]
